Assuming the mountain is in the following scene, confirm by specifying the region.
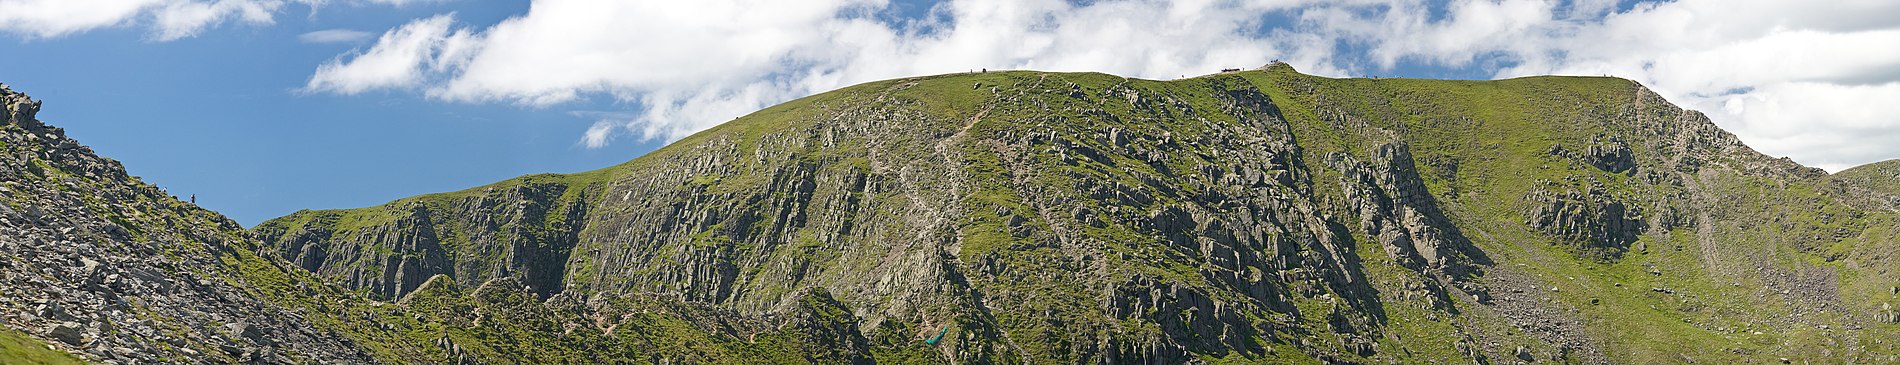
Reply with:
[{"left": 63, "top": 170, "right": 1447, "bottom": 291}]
[
  {"left": 0, "top": 84, "right": 376, "bottom": 363},
  {"left": 4, "top": 62, "right": 1898, "bottom": 364},
  {"left": 1, "top": 84, "right": 887, "bottom": 363},
  {"left": 250, "top": 63, "right": 1900, "bottom": 363}
]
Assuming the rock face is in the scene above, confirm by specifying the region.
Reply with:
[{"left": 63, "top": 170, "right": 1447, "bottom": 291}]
[
  {"left": 254, "top": 177, "right": 596, "bottom": 299},
  {"left": 1523, "top": 178, "right": 1643, "bottom": 260},
  {"left": 1827, "top": 159, "right": 1900, "bottom": 212},
  {"left": 0, "top": 84, "right": 374, "bottom": 363},
  {"left": 1882, "top": 303, "right": 1899, "bottom": 324},
  {"left": 1550, "top": 134, "right": 1637, "bottom": 175},
  {"left": 252, "top": 66, "right": 1900, "bottom": 364}
]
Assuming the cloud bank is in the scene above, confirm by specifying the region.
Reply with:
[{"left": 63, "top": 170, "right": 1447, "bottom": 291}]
[{"left": 307, "top": 0, "right": 1338, "bottom": 143}]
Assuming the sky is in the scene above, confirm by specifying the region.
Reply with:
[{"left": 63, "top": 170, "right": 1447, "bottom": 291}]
[{"left": 1, "top": 0, "right": 1897, "bottom": 226}]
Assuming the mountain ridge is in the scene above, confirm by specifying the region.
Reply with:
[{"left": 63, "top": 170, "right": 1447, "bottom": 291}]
[
  {"left": 252, "top": 64, "right": 1900, "bottom": 363},
  {"left": 2, "top": 62, "right": 1898, "bottom": 363}
]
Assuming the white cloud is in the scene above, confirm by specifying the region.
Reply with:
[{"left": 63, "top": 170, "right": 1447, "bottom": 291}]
[
  {"left": 151, "top": 0, "right": 280, "bottom": 40},
  {"left": 314, "top": 0, "right": 1328, "bottom": 144},
  {"left": 580, "top": 119, "right": 616, "bottom": 148},
  {"left": 0, "top": 0, "right": 287, "bottom": 40},
  {"left": 303, "top": 14, "right": 464, "bottom": 94},
  {"left": 0, "top": 0, "right": 163, "bottom": 39},
  {"left": 297, "top": 28, "right": 371, "bottom": 43},
  {"left": 306, "top": 0, "right": 1900, "bottom": 171},
  {"left": 0, "top": 0, "right": 438, "bottom": 41}
]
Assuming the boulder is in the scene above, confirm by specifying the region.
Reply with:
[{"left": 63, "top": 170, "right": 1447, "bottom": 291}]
[{"left": 46, "top": 321, "right": 85, "bottom": 345}]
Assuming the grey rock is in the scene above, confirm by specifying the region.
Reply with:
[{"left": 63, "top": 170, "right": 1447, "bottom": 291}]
[
  {"left": 0, "top": 83, "right": 375, "bottom": 363},
  {"left": 35, "top": 300, "right": 68, "bottom": 321},
  {"left": 46, "top": 321, "right": 84, "bottom": 345},
  {"left": 1524, "top": 179, "right": 1643, "bottom": 260}
]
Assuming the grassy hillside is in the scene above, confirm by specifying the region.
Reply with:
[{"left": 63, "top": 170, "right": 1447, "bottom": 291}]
[
  {"left": 243, "top": 65, "right": 1900, "bottom": 363},
  {"left": 1239, "top": 66, "right": 1899, "bottom": 363},
  {"left": 0, "top": 326, "right": 81, "bottom": 365}
]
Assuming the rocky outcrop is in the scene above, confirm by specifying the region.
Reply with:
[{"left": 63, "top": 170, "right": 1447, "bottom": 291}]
[
  {"left": 1550, "top": 134, "right": 1636, "bottom": 174},
  {"left": 262, "top": 203, "right": 451, "bottom": 299},
  {"left": 0, "top": 84, "right": 374, "bottom": 363},
  {"left": 1331, "top": 141, "right": 1487, "bottom": 277},
  {"left": 1105, "top": 275, "right": 1258, "bottom": 361},
  {"left": 1619, "top": 87, "right": 1824, "bottom": 180},
  {"left": 776, "top": 289, "right": 876, "bottom": 365},
  {"left": 1328, "top": 138, "right": 1493, "bottom": 318},
  {"left": 1523, "top": 178, "right": 1643, "bottom": 260},
  {"left": 255, "top": 175, "right": 599, "bottom": 299},
  {"left": 1826, "top": 159, "right": 1900, "bottom": 212}
]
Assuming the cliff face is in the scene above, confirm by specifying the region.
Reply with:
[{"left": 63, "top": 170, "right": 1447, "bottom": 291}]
[
  {"left": 248, "top": 64, "right": 1900, "bottom": 364},
  {"left": 254, "top": 173, "right": 601, "bottom": 299},
  {"left": 0, "top": 85, "right": 376, "bottom": 363}
]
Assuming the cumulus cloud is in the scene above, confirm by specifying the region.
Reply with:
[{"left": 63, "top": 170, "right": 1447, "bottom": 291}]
[
  {"left": 311, "top": 0, "right": 1329, "bottom": 143},
  {"left": 298, "top": 28, "right": 371, "bottom": 43},
  {"left": 308, "top": 0, "right": 1900, "bottom": 171},
  {"left": 303, "top": 14, "right": 469, "bottom": 94},
  {"left": 0, "top": 0, "right": 436, "bottom": 41},
  {"left": 0, "top": 0, "right": 280, "bottom": 40},
  {"left": 0, "top": 0, "right": 164, "bottom": 39}
]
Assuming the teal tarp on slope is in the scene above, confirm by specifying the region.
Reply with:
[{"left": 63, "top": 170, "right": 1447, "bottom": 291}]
[{"left": 924, "top": 326, "right": 949, "bottom": 345}]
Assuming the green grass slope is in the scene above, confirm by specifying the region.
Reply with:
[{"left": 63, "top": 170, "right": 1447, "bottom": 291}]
[
  {"left": 249, "top": 65, "right": 1900, "bottom": 363},
  {"left": 0, "top": 326, "right": 81, "bottom": 365},
  {"left": 1238, "top": 65, "right": 1900, "bottom": 363}
]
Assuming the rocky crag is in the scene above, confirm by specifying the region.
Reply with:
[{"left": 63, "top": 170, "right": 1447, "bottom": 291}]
[
  {"left": 0, "top": 84, "right": 375, "bottom": 363},
  {"left": 252, "top": 63, "right": 1900, "bottom": 363}
]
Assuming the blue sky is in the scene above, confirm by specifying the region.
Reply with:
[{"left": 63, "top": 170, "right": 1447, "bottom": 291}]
[
  {"left": 2, "top": 0, "right": 1897, "bottom": 225},
  {"left": 0, "top": 1, "right": 661, "bottom": 225}
]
